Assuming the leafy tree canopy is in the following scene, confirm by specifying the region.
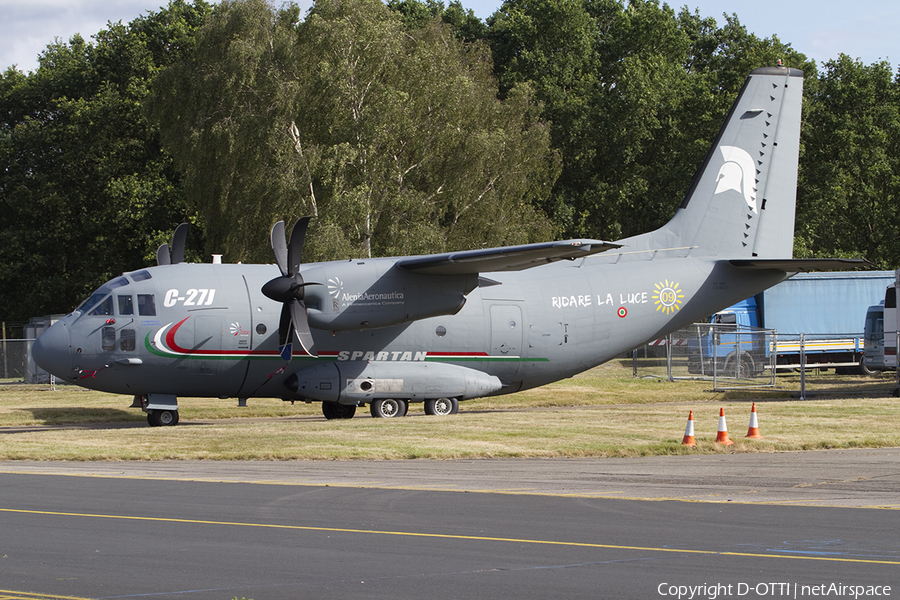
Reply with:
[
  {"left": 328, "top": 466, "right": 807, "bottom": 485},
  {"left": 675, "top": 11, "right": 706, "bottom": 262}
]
[
  {"left": 150, "top": 0, "right": 557, "bottom": 263},
  {"left": 487, "top": 0, "right": 814, "bottom": 240},
  {"left": 796, "top": 55, "right": 900, "bottom": 268},
  {"left": 5, "top": 0, "right": 900, "bottom": 325},
  {"left": 0, "top": 0, "right": 212, "bottom": 320}
]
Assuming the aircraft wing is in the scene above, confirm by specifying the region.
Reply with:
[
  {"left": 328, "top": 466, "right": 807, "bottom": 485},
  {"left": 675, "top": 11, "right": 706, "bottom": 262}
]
[
  {"left": 397, "top": 239, "right": 621, "bottom": 275},
  {"left": 729, "top": 258, "right": 875, "bottom": 272}
]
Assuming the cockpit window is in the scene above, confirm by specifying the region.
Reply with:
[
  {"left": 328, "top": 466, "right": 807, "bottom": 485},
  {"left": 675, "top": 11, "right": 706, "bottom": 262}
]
[
  {"left": 77, "top": 292, "right": 104, "bottom": 314},
  {"left": 138, "top": 294, "right": 156, "bottom": 316},
  {"left": 76, "top": 277, "right": 130, "bottom": 315},
  {"left": 131, "top": 270, "right": 152, "bottom": 282},
  {"left": 88, "top": 296, "right": 114, "bottom": 316},
  {"left": 118, "top": 295, "right": 134, "bottom": 316}
]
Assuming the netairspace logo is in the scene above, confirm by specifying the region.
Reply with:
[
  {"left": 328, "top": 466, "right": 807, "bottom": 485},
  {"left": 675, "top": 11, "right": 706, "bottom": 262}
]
[{"left": 657, "top": 582, "right": 892, "bottom": 600}]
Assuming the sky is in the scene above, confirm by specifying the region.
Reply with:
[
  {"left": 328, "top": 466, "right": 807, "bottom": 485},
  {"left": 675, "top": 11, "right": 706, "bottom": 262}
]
[{"left": 1, "top": 0, "right": 898, "bottom": 74}]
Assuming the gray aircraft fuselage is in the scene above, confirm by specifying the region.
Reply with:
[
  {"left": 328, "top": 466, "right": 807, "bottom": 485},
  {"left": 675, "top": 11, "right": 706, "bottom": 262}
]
[{"left": 34, "top": 254, "right": 783, "bottom": 399}]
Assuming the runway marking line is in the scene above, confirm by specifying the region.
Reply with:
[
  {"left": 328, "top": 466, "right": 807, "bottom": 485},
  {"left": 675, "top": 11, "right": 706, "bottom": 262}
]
[
  {"left": 0, "top": 591, "right": 93, "bottom": 600},
  {"left": 3, "top": 507, "right": 899, "bottom": 566}
]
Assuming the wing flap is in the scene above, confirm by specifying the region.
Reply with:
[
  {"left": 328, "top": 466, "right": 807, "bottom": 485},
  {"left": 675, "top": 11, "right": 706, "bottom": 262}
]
[
  {"left": 397, "top": 240, "right": 621, "bottom": 275},
  {"left": 729, "top": 258, "right": 874, "bottom": 272}
]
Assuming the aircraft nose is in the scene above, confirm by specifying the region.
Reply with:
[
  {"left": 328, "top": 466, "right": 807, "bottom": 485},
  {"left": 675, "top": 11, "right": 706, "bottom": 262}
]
[{"left": 32, "top": 321, "right": 72, "bottom": 378}]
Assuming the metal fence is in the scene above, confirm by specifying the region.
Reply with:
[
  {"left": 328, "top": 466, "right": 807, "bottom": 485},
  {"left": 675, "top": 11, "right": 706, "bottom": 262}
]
[
  {"left": 632, "top": 323, "right": 899, "bottom": 397},
  {"left": 0, "top": 318, "right": 59, "bottom": 384},
  {"left": 0, "top": 338, "right": 33, "bottom": 382},
  {"left": 631, "top": 324, "right": 776, "bottom": 390}
]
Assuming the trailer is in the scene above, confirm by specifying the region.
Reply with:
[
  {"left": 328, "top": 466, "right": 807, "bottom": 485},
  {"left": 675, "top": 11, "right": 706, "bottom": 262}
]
[
  {"left": 870, "top": 272, "right": 899, "bottom": 372},
  {"left": 688, "top": 271, "right": 893, "bottom": 376}
]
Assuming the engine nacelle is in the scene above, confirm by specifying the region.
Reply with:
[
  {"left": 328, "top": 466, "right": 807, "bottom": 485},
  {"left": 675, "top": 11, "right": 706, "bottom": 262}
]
[
  {"left": 284, "top": 361, "right": 503, "bottom": 404},
  {"left": 300, "top": 262, "right": 478, "bottom": 331}
]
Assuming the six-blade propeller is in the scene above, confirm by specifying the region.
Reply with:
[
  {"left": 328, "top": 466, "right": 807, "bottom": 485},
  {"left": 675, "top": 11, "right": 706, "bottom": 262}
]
[{"left": 261, "top": 218, "right": 320, "bottom": 358}]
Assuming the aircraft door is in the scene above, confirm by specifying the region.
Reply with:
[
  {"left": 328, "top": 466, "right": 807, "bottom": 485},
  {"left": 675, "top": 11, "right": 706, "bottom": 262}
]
[
  {"left": 490, "top": 304, "right": 523, "bottom": 378},
  {"left": 190, "top": 315, "right": 222, "bottom": 376}
]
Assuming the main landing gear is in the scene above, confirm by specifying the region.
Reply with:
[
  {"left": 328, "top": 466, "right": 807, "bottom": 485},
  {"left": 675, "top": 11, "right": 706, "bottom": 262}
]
[
  {"left": 370, "top": 398, "right": 408, "bottom": 418},
  {"left": 320, "top": 398, "right": 461, "bottom": 419},
  {"left": 424, "top": 397, "right": 459, "bottom": 416},
  {"left": 322, "top": 402, "right": 357, "bottom": 420}
]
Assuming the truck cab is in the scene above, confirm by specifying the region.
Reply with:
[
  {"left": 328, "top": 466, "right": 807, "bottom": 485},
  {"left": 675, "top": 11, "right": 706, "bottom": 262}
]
[
  {"left": 688, "top": 297, "right": 766, "bottom": 377},
  {"left": 862, "top": 300, "right": 886, "bottom": 373}
]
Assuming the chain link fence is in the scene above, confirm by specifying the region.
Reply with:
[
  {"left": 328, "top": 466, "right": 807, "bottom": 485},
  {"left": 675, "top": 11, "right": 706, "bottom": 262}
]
[
  {"left": 632, "top": 323, "right": 898, "bottom": 396},
  {"left": 0, "top": 318, "right": 61, "bottom": 384},
  {"left": 631, "top": 324, "right": 776, "bottom": 390},
  {"left": 1, "top": 322, "right": 28, "bottom": 383}
]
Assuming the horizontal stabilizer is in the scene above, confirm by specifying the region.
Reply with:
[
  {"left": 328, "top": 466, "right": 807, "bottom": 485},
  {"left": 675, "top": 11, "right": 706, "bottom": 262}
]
[
  {"left": 729, "top": 258, "right": 874, "bottom": 272},
  {"left": 397, "top": 239, "right": 621, "bottom": 275}
]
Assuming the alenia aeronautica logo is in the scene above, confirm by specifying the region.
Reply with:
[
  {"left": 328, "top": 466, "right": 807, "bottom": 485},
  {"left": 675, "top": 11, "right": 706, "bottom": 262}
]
[{"left": 327, "top": 277, "right": 343, "bottom": 298}]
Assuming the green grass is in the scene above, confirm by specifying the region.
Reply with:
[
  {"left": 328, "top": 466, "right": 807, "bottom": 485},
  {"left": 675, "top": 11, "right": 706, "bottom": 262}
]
[{"left": 1, "top": 361, "right": 898, "bottom": 460}]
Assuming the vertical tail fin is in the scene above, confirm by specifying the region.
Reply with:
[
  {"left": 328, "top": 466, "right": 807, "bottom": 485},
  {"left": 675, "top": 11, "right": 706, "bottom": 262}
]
[{"left": 625, "top": 66, "right": 804, "bottom": 259}]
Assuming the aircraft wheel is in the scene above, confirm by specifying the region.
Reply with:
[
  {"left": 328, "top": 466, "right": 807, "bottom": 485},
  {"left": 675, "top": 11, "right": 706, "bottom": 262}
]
[
  {"left": 322, "top": 402, "right": 356, "bottom": 420},
  {"left": 424, "top": 397, "right": 458, "bottom": 416},
  {"left": 148, "top": 409, "right": 179, "bottom": 427},
  {"left": 370, "top": 398, "right": 407, "bottom": 418}
]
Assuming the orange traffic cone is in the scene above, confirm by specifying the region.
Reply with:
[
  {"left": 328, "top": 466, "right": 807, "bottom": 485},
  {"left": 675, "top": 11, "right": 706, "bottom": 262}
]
[
  {"left": 715, "top": 407, "right": 734, "bottom": 445},
  {"left": 681, "top": 411, "right": 697, "bottom": 447},
  {"left": 746, "top": 402, "right": 762, "bottom": 439}
]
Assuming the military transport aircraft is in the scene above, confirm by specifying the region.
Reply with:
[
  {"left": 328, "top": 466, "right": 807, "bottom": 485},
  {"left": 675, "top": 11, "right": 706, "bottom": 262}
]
[{"left": 32, "top": 66, "right": 866, "bottom": 426}]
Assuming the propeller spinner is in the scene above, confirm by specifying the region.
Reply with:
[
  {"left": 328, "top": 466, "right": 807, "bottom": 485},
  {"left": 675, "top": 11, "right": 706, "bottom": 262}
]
[{"left": 261, "top": 218, "right": 320, "bottom": 358}]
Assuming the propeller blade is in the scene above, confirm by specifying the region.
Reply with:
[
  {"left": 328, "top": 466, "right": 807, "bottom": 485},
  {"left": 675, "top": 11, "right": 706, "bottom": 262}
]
[
  {"left": 278, "top": 302, "right": 292, "bottom": 346},
  {"left": 170, "top": 223, "right": 189, "bottom": 264},
  {"left": 270, "top": 221, "right": 288, "bottom": 276},
  {"left": 156, "top": 243, "right": 171, "bottom": 266},
  {"left": 288, "top": 217, "right": 310, "bottom": 277},
  {"left": 289, "top": 299, "right": 317, "bottom": 357},
  {"left": 277, "top": 303, "right": 293, "bottom": 361}
]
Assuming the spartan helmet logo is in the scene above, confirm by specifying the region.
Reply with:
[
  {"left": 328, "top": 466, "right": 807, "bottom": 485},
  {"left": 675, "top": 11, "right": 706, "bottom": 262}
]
[{"left": 714, "top": 145, "right": 757, "bottom": 214}]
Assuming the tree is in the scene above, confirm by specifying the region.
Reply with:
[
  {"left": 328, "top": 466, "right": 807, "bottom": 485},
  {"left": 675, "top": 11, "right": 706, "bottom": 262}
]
[
  {"left": 0, "top": 0, "right": 212, "bottom": 320},
  {"left": 151, "top": 0, "right": 557, "bottom": 263},
  {"left": 487, "top": 0, "right": 813, "bottom": 241},
  {"left": 797, "top": 55, "right": 900, "bottom": 268}
]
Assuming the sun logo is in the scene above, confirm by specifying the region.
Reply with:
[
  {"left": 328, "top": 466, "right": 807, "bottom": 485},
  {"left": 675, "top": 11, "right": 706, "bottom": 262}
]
[{"left": 653, "top": 280, "right": 683, "bottom": 315}]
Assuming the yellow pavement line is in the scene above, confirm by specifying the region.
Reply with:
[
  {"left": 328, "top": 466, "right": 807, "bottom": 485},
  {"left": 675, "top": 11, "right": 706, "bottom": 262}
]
[
  {"left": 3, "top": 507, "right": 899, "bottom": 566},
  {"left": 0, "top": 591, "right": 93, "bottom": 600}
]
